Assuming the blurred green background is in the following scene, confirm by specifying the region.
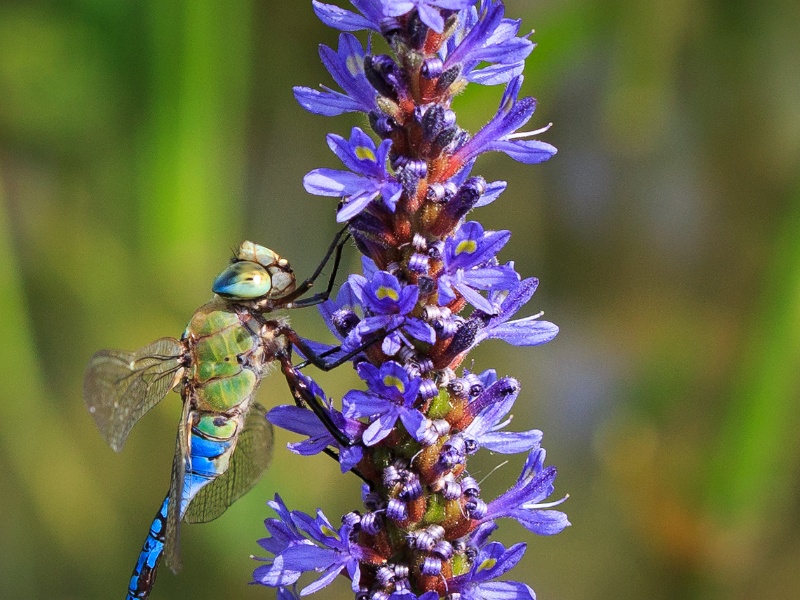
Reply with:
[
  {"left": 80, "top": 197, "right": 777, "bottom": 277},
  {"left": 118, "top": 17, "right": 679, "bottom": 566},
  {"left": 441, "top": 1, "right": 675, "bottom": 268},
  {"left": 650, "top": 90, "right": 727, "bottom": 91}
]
[{"left": 2, "top": 0, "right": 799, "bottom": 598}]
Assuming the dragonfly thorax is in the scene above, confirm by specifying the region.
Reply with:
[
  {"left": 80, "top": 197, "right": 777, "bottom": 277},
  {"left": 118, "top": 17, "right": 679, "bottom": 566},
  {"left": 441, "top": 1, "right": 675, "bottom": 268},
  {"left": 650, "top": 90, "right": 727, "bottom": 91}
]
[
  {"left": 183, "top": 300, "right": 286, "bottom": 413},
  {"left": 212, "top": 241, "right": 296, "bottom": 302}
]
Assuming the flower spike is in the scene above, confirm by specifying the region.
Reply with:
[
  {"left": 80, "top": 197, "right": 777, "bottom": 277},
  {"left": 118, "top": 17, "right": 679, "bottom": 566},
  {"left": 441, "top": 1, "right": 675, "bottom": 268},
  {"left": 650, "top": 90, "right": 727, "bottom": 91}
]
[{"left": 256, "top": 3, "right": 567, "bottom": 599}]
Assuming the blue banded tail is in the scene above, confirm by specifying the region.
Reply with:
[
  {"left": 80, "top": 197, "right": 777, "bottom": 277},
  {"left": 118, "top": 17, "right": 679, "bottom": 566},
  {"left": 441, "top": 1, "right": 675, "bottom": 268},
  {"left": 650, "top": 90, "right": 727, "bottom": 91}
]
[{"left": 125, "top": 404, "right": 272, "bottom": 599}]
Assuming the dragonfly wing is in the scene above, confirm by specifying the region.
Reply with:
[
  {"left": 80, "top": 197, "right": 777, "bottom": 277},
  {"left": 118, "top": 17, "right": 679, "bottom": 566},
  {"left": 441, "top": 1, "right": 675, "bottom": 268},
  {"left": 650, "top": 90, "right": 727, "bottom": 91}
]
[
  {"left": 164, "top": 398, "right": 192, "bottom": 574},
  {"left": 84, "top": 337, "right": 184, "bottom": 452},
  {"left": 184, "top": 403, "right": 274, "bottom": 524}
]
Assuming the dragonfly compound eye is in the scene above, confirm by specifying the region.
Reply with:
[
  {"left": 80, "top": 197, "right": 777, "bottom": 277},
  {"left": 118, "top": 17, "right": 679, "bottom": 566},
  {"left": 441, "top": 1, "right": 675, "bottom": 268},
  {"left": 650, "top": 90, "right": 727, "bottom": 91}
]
[{"left": 212, "top": 261, "right": 272, "bottom": 299}]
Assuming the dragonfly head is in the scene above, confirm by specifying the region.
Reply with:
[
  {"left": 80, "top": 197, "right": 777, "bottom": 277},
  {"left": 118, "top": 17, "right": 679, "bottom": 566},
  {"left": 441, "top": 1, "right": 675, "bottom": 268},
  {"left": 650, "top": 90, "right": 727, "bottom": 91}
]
[{"left": 212, "top": 241, "right": 297, "bottom": 300}]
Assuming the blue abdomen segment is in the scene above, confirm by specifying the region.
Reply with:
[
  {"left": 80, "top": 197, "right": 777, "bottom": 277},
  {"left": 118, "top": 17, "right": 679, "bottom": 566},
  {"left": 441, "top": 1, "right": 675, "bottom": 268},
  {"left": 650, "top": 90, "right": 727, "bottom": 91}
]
[
  {"left": 126, "top": 415, "right": 238, "bottom": 599},
  {"left": 126, "top": 496, "right": 168, "bottom": 599}
]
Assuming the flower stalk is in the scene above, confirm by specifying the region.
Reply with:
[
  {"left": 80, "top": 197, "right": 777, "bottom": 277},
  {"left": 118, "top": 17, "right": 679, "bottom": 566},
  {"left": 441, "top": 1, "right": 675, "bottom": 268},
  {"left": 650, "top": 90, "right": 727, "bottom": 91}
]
[{"left": 254, "top": 2, "right": 568, "bottom": 598}]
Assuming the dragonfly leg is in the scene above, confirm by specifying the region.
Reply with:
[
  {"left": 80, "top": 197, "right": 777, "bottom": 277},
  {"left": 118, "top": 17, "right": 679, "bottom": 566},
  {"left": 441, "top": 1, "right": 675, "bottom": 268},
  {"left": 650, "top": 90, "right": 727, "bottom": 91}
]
[
  {"left": 281, "top": 225, "right": 350, "bottom": 308},
  {"left": 277, "top": 325, "right": 383, "bottom": 372},
  {"left": 278, "top": 351, "right": 353, "bottom": 447}
]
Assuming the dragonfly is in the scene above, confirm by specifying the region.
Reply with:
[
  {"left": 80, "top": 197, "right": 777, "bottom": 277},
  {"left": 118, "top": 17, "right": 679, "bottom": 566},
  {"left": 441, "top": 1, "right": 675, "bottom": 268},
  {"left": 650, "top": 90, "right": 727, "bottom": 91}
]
[{"left": 84, "top": 229, "right": 357, "bottom": 600}]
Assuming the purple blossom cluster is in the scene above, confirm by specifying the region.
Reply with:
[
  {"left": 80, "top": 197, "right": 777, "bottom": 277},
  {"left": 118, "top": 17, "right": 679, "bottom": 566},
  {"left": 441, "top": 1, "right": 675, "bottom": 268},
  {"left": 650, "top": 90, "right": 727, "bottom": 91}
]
[{"left": 254, "top": 2, "right": 568, "bottom": 598}]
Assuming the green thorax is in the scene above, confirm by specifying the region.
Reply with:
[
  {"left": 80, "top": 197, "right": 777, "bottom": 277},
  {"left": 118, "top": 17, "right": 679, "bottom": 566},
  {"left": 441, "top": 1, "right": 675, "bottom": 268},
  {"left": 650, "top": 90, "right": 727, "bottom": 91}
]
[{"left": 182, "top": 299, "right": 281, "bottom": 412}]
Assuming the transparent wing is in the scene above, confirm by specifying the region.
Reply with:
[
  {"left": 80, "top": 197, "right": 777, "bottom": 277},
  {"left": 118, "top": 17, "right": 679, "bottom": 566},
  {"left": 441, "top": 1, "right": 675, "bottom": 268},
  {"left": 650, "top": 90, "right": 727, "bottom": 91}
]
[
  {"left": 83, "top": 338, "right": 184, "bottom": 452},
  {"left": 184, "top": 403, "right": 274, "bottom": 524},
  {"left": 164, "top": 399, "right": 192, "bottom": 574}
]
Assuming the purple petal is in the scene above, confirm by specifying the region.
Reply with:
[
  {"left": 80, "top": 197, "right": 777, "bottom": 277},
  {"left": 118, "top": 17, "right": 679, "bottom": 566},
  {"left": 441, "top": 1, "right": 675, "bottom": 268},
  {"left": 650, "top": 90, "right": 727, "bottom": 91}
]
[
  {"left": 477, "top": 581, "right": 536, "bottom": 600},
  {"left": 300, "top": 563, "right": 343, "bottom": 595},
  {"left": 475, "top": 36, "right": 532, "bottom": 65},
  {"left": 382, "top": 332, "right": 402, "bottom": 355},
  {"left": 339, "top": 445, "right": 364, "bottom": 472},
  {"left": 460, "top": 265, "right": 519, "bottom": 290},
  {"left": 293, "top": 86, "right": 363, "bottom": 116},
  {"left": 267, "top": 405, "right": 323, "bottom": 435},
  {"left": 437, "top": 278, "right": 458, "bottom": 305},
  {"left": 470, "top": 61, "right": 525, "bottom": 85},
  {"left": 328, "top": 129, "right": 380, "bottom": 175},
  {"left": 474, "top": 180, "right": 507, "bottom": 207},
  {"left": 433, "top": 0, "right": 475, "bottom": 9},
  {"left": 444, "top": 1, "right": 503, "bottom": 68},
  {"left": 254, "top": 555, "right": 302, "bottom": 586},
  {"left": 312, "top": 0, "right": 375, "bottom": 31},
  {"left": 343, "top": 390, "right": 389, "bottom": 418},
  {"left": 281, "top": 544, "right": 336, "bottom": 571},
  {"left": 289, "top": 437, "right": 330, "bottom": 456},
  {"left": 480, "top": 430, "right": 543, "bottom": 454},
  {"left": 383, "top": 2, "right": 416, "bottom": 17},
  {"left": 403, "top": 318, "right": 436, "bottom": 344},
  {"left": 468, "top": 521, "right": 498, "bottom": 549},
  {"left": 467, "top": 391, "right": 517, "bottom": 434},
  {"left": 303, "top": 168, "right": 368, "bottom": 196},
  {"left": 495, "top": 278, "right": 538, "bottom": 319},
  {"left": 277, "top": 586, "right": 301, "bottom": 600},
  {"left": 482, "top": 319, "right": 559, "bottom": 346},
  {"left": 509, "top": 508, "right": 571, "bottom": 536},
  {"left": 321, "top": 34, "right": 376, "bottom": 109},
  {"left": 394, "top": 282, "right": 420, "bottom": 313},
  {"left": 362, "top": 410, "right": 399, "bottom": 446},
  {"left": 472, "top": 542, "right": 526, "bottom": 581},
  {"left": 337, "top": 191, "right": 380, "bottom": 222},
  {"left": 487, "top": 139, "right": 558, "bottom": 164},
  {"left": 453, "top": 281, "right": 495, "bottom": 313},
  {"left": 417, "top": 5, "right": 445, "bottom": 33},
  {"left": 399, "top": 409, "right": 428, "bottom": 441},
  {"left": 380, "top": 181, "right": 404, "bottom": 211}
]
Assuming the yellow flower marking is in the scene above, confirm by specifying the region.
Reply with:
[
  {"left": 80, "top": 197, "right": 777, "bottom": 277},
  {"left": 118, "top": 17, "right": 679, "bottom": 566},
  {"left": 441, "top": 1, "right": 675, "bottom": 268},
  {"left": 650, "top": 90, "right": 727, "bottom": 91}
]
[
  {"left": 376, "top": 285, "right": 399, "bottom": 301},
  {"left": 456, "top": 239, "right": 478, "bottom": 255},
  {"left": 355, "top": 145, "right": 377, "bottom": 162},
  {"left": 321, "top": 525, "right": 341, "bottom": 541},
  {"left": 346, "top": 54, "right": 363, "bottom": 77},
  {"left": 383, "top": 375, "right": 405, "bottom": 393},
  {"left": 478, "top": 557, "right": 497, "bottom": 572}
]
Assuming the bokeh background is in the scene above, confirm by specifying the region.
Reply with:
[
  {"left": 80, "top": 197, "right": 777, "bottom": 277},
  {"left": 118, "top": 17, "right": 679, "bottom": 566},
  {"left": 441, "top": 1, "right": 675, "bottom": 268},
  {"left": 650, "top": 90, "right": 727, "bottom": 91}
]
[{"left": 2, "top": 0, "right": 799, "bottom": 598}]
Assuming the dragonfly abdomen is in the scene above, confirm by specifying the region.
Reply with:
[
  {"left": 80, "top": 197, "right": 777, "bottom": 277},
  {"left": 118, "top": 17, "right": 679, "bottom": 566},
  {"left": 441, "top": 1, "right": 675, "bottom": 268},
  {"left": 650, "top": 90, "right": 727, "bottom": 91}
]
[
  {"left": 127, "top": 412, "right": 242, "bottom": 599},
  {"left": 126, "top": 496, "right": 168, "bottom": 600}
]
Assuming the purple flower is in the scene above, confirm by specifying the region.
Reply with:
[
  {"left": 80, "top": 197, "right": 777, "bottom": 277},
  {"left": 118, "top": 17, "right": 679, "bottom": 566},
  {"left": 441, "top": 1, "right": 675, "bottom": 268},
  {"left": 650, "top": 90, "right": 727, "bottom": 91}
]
[
  {"left": 438, "top": 221, "right": 519, "bottom": 313},
  {"left": 254, "top": 496, "right": 379, "bottom": 595},
  {"left": 473, "top": 277, "right": 559, "bottom": 347},
  {"left": 448, "top": 75, "right": 556, "bottom": 176},
  {"left": 444, "top": 0, "right": 534, "bottom": 86},
  {"left": 304, "top": 127, "right": 403, "bottom": 222},
  {"left": 294, "top": 33, "right": 378, "bottom": 117},
  {"left": 362, "top": 270, "right": 419, "bottom": 314},
  {"left": 462, "top": 377, "right": 543, "bottom": 454},
  {"left": 343, "top": 268, "right": 435, "bottom": 356},
  {"left": 253, "top": 495, "right": 311, "bottom": 587},
  {"left": 483, "top": 444, "right": 570, "bottom": 535},
  {"left": 450, "top": 541, "right": 535, "bottom": 600},
  {"left": 267, "top": 373, "right": 365, "bottom": 472},
  {"left": 343, "top": 361, "right": 427, "bottom": 445}
]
